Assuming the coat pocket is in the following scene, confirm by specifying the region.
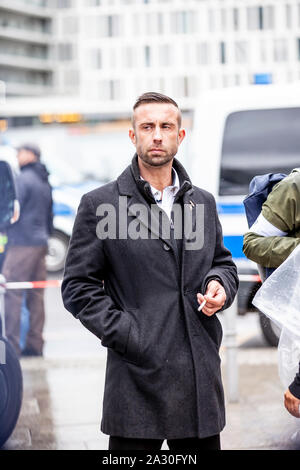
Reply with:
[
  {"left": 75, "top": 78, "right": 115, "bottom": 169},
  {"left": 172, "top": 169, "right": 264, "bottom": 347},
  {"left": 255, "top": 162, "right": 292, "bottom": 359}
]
[
  {"left": 185, "top": 290, "right": 223, "bottom": 350},
  {"left": 122, "top": 308, "right": 142, "bottom": 366}
]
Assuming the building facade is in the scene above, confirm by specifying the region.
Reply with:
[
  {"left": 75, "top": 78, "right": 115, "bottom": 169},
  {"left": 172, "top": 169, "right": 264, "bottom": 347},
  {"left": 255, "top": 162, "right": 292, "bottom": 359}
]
[
  {"left": 0, "top": 0, "right": 57, "bottom": 96},
  {"left": 1, "top": 0, "right": 300, "bottom": 109}
]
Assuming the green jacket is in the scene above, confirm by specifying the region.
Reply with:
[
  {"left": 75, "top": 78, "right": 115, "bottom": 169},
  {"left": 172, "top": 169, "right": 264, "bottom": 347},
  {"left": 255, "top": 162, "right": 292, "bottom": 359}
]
[{"left": 243, "top": 169, "right": 300, "bottom": 268}]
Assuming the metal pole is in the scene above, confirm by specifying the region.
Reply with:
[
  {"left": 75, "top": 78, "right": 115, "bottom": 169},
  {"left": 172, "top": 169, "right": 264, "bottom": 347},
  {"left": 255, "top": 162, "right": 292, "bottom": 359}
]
[{"left": 224, "top": 296, "right": 239, "bottom": 403}]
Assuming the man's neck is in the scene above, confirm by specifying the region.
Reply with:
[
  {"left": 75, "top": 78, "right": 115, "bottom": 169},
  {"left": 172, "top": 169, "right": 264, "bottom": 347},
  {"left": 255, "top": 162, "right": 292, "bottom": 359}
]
[{"left": 138, "top": 158, "right": 173, "bottom": 192}]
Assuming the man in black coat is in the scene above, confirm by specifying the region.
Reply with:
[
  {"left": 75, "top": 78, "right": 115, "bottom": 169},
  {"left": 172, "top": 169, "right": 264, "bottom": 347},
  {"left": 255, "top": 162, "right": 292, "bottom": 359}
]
[
  {"left": 62, "top": 92, "right": 239, "bottom": 450},
  {"left": 2, "top": 144, "right": 53, "bottom": 357}
]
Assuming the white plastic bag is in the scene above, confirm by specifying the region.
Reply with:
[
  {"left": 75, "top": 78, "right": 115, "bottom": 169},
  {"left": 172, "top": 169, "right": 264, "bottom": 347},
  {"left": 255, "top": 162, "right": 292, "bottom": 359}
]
[
  {"left": 277, "top": 328, "right": 300, "bottom": 389},
  {"left": 253, "top": 243, "right": 300, "bottom": 389}
]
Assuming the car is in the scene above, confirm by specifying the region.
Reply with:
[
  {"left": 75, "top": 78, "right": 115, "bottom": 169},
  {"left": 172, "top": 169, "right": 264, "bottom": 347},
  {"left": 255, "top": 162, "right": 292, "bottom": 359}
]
[
  {"left": 0, "top": 157, "right": 23, "bottom": 449},
  {"left": 42, "top": 159, "right": 105, "bottom": 274},
  {"left": 190, "top": 82, "right": 300, "bottom": 346},
  {"left": 47, "top": 180, "right": 104, "bottom": 273}
]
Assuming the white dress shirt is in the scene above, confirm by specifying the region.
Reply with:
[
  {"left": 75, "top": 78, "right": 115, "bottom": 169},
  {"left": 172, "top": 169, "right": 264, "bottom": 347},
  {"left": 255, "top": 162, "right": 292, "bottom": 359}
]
[{"left": 141, "top": 168, "right": 180, "bottom": 221}]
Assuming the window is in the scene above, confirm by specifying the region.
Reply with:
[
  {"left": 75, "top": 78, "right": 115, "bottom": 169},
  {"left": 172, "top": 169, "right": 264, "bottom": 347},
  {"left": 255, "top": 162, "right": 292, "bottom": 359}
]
[
  {"left": 58, "top": 43, "right": 73, "bottom": 61},
  {"left": 208, "top": 9, "right": 215, "bottom": 32},
  {"left": 57, "top": 0, "right": 72, "bottom": 7},
  {"left": 234, "top": 41, "right": 248, "bottom": 64},
  {"left": 247, "top": 7, "right": 259, "bottom": 30},
  {"left": 132, "top": 13, "right": 143, "bottom": 36},
  {"left": 122, "top": 46, "right": 135, "bottom": 68},
  {"left": 220, "top": 9, "right": 227, "bottom": 31},
  {"left": 144, "top": 45, "right": 151, "bottom": 67},
  {"left": 158, "top": 44, "right": 172, "bottom": 67},
  {"left": 90, "top": 48, "right": 102, "bottom": 69},
  {"left": 233, "top": 8, "right": 239, "bottom": 31},
  {"left": 259, "top": 6, "right": 264, "bottom": 29},
  {"left": 64, "top": 69, "right": 79, "bottom": 88},
  {"left": 264, "top": 6, "right": 274, "bottom": 29},
  {"left": 83, "top": 15, "right": 123, "bottom": 38},
  {"left": 146, "top": 12, "right": 164, "bottom": 35},
  {"left": 173, "top": 76, "right": 195, "bottom": 98},
  {"left": 99, "top": 80, "right": 109, "bottom": 101},
  {"left": 286, "top": 4, "right": 292, "bottom": 29},
  {"left": 220, "top": 41, "right": 226, "bottom": 64},
  {"left": 247, "top": 6, "right": 274, "bottom": 30},
  {"left": 63, "top": 16, "right": 78, "bottom": 34},
  {"left": 196, "top": 42, "right": 209, "bottom": 65},
  {"left": 109, "top": 80, "right": 121, "bottom": 101},
  {"left": 273, "top": 39, "right": 288, "bottom": 62},
  {"left": 183, "top": 43, "right": 192, "bottom": 66},
  {"left": 86, "top": 0, "right": 100, "bottom": 5},
  {"left": 108, "top": 48, "right": 117, "bottom": 69},
  {"left": 171, "top": 11, "right": 196, "bottom": 34},
  {"left": 220, "top": 108, "right": 300, "bottom": 195},
  {"left": 260, "top": 39, "right": 268, "bottom": 62}
]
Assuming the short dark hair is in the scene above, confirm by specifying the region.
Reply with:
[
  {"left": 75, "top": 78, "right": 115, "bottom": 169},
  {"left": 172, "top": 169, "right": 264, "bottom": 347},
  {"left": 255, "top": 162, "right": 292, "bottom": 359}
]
[{"left": 132, "top": 92, "right": 182, "bottom": 128}]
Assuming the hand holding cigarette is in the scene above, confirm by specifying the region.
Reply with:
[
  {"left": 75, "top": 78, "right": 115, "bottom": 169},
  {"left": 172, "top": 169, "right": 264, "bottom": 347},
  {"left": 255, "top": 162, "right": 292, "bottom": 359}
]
[{"left": 197, "top": 280, "right": 226, "bottom": 317}]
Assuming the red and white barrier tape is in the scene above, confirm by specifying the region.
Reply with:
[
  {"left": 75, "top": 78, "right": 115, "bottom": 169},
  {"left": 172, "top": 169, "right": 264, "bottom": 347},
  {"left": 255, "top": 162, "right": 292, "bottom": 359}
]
[
  {"left": 238, "top": 274, "right": 261, "bottom": 283},
  {"left": 1, "top": 280, "right": 62, "bottom": 290},
  {"left": 0, "top": 274, "right": 261, "bottom": 290}
]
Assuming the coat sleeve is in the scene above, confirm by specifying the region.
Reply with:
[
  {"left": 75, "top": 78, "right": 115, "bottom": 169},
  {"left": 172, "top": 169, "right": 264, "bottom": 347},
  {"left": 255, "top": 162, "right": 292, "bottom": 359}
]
[
  {"left": 201, "top": 197, "right": 239, "bottom": 311},
  {"left": 61, "top": 193, "right": 133, "bottom": 356},
  {"left": 243, "top": 176, "right": 300, "bottom": 268},
  {"left": 289, "top": 364, "right": 300, "bottom": 399},
  {"left": 243, "top": 231, "right": 300, "bottom": 268}
]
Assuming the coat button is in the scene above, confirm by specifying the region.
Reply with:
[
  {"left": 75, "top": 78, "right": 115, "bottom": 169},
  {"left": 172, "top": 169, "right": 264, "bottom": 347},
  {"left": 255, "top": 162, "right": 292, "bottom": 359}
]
[{"left": 163, "top": 243, "right": 171, "bottom": 251}]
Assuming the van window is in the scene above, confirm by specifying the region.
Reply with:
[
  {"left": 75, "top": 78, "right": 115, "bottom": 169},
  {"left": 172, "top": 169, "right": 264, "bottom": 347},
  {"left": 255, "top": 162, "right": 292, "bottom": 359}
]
[{"left": 220, "top": 107, "right": 300, "bottom": 196}]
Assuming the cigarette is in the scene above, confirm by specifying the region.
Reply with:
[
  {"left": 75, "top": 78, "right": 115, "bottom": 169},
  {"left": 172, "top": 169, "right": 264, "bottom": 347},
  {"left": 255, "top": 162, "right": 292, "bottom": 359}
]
[{"left": 197, "top": 300, "right": 206, "bottom": 312}]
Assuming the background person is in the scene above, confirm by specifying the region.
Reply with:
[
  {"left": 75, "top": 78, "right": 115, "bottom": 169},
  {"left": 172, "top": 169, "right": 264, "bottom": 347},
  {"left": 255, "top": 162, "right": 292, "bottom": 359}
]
[
  {"left": 243, "top": 168, "right": 300, "bottom": 418},
  {"left": 2, "top": 143, "right": 53, "bottom": 357}
]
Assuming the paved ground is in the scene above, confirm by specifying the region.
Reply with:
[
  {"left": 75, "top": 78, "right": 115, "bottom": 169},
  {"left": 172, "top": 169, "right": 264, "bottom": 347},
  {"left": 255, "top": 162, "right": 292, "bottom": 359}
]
[{"left": 2, "top": 281, "right": 300, "bottom": 451}]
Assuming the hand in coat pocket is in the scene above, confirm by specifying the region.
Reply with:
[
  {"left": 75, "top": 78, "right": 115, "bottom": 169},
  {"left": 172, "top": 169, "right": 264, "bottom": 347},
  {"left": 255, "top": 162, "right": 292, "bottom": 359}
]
[{"left": 197, "top": 280, "right": 226, "bottom": 317}]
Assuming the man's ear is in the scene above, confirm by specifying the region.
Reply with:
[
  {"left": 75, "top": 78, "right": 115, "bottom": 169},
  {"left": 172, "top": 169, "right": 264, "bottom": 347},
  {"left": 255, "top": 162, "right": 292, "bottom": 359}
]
[
  {"left": 178, "top": 128, "right": 186, "bottom": 145},
  {"left": 129, "top": 129, "right": 136, "bottom": 146}
]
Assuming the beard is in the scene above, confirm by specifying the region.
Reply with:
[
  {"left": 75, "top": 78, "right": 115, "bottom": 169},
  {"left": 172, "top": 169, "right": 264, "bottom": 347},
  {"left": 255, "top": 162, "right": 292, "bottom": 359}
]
[{"left": 137, "top": 146, "right": 177, "bottom": 168}]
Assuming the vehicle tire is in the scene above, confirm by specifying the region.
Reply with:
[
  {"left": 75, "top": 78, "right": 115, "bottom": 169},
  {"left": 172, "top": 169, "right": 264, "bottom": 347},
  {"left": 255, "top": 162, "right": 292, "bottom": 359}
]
[
  {"left": 0, "top": 337, "right": 23, "bottom": 448},
  {"left": 46, "top": 230, "right": 70, "bottom": 273},
  {"left": 258, "top": 311, "right": 280, "bottom": 347}
]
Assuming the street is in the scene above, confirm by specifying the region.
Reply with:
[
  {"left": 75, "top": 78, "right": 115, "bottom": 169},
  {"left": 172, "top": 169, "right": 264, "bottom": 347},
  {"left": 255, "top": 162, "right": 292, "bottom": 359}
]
[{"left": 2, "top": 275, "right": 300, "bottom": 451}]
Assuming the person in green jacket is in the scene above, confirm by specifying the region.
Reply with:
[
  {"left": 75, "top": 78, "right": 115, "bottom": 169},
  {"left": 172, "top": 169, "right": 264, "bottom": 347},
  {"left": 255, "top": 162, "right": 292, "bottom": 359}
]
[{"left": 243, "top": 168, "right": 300, "bottom": 418}]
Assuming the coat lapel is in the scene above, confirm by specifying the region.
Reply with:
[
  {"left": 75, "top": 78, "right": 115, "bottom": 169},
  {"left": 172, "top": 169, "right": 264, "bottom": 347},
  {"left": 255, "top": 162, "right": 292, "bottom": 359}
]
[
  {"left": 116, "top": 154, "right": 195, "bottom": 250},
  {"left": 182, "top": 192, "right": 197, "bottom": 245},
  {"left": 127, "top": 189, "right": 173, "bottom": 249},
  {"left": 117, "top": 162, "right": 173, "bottom": 249}
]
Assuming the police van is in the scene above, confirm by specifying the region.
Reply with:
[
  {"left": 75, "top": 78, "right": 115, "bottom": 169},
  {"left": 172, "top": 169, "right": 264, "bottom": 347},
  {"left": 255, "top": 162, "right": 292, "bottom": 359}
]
[{"left": 189, "top": 82, "right": 300, "bottom": 346}]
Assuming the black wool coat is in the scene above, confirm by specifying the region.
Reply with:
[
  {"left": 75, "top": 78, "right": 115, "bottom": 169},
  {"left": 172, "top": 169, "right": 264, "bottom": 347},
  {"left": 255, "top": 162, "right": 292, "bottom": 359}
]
[{"left": 61, "top": 155, "right": 239, "bottom": 439}]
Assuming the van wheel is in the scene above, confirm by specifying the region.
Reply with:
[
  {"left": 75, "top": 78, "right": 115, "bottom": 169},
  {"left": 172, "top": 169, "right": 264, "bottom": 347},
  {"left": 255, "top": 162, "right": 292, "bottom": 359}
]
[
  {"left": 258, "top": 311, "right": 280, "bottom": 347},
  {"left": 46, "top": 230, "right": 69, "bottom": 273},
  {"left": 0, "top": 337, "right": 23, "bottom": 448}
]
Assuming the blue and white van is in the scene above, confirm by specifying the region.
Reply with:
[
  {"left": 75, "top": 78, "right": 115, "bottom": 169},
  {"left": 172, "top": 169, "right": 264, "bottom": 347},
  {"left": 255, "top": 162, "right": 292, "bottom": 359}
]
[{"left": 189, "top": 82, "right": 300, "bottom": 344}]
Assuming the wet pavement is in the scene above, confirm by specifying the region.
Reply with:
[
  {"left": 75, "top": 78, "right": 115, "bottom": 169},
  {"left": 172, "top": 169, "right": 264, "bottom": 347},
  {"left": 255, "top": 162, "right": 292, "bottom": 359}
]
[{"left": 2, "top": 279, "right": 300, "bottom": 451}]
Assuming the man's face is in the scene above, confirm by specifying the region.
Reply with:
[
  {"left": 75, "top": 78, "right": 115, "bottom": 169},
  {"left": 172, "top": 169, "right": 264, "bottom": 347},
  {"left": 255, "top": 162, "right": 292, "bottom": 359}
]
[
  {"left": 17, "top": 149, "right": 37, "bottom": 167},
  {"left": 129, "top": 103, "right": 185, "bottom": 168}
]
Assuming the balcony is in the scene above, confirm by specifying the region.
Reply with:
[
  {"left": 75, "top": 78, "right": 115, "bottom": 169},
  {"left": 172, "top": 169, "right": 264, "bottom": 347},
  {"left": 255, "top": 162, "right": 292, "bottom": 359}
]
[
  {"left": 0, "top": 27, "right": 53, "bottom": 45},
  {"left": 0, "top": 0, "right": 53, "bottom": 19},
  {"left": 0, "top": 52, "right": 54, "bottom": 71},
  {"left": 4, "top": 80, "right": 54, "bottom": 96}
]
